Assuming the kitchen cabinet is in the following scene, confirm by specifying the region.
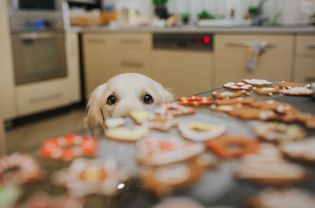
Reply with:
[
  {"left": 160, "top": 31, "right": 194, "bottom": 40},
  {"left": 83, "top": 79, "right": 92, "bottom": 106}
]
[
  {"left": 294, "top": 35, "right": 315, "bottom": 83},
  {"left": 153, "top": 50, "right": 213, "bottom": 97},
  {"left": 214, "top": 34, "right": 294, "bottom": 87}
]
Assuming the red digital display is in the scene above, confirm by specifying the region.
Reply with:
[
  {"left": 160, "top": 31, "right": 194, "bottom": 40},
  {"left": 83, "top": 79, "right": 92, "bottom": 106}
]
[{"left": 203, "top": 36, "right": 211, "bottom": 44}]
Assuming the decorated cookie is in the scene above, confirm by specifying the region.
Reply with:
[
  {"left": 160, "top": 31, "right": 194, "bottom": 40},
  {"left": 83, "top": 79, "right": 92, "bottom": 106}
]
[
  {"left": 178, "top": 121, "right": 226, "bottom": 142},
  {"left": 144, "top": 115, "right": 177, "bottom": 131},
  {"left": 297, "top": 113, "right": 315, "bottom": 129},
  {"left": 278, "top": 81, "right": 311, "bottom": 89},
  {"left": 105, "top": 126, "right": 149, "bottom": 142},
  {"left": 243, "top": 79, "right": 273, "bottom": 87},
  {"left": 54, "top": 158, "right": 130, "bottom": 197},
  {"left": 40, "top": 134, "right": 97, "bottom": 161},
  {"left": 249, "top": 100, "right": 297, "bottom": 114},
  {"left": 253, "top": 86, "right": 279, "bottom": 96},
  {"left": 155, "top": 103, "right": 195, "bottom": 117},
  {"left": 247, "top": 188, "right": 315, "bottom": 208},
  {"left": 281, "top": 138, "right": 315, "bottom": 163},
  {"left": 223, "top": 82, "right": 253, "bottom": 90},
  {"left": 104, "top": 118, "right": 126, "bottom": 128},
  {"left": 178, "top": 96, "right": 213, "bottom": 107},
  {"left": 130, "top": 110, "right": 152, "bottom": 124},
  {"left": 207, "top": 135, "right": 260, "bottom": 158},
  {"left": 136, "top": 136, "right": 205, "bottom": 166},
  {"left": 234, "top": 145, "right": 307, "bottom": 185},
  {"left": 214, "top": 97, "right": 256, "bottom": 106},
  {"left": 280, "top": 87, "right": 313, "bottom": 96},
  {"left": 253, "top": 122, "right": 305, "bottom": 144},
  {"left": 212, "top": 90, "right": 248, "bottom": 99},
  {"left": 153, "top": 197, "right": 205, "bottom": 208},
  {"left": 17, "top": 192, "right": 83, "bottom": 208},
  {"left": 228, "top": 106, "right": 277, "bottom": 121},
  {"left": 210, "top": 105, "right": 235, "bottom": 113}
]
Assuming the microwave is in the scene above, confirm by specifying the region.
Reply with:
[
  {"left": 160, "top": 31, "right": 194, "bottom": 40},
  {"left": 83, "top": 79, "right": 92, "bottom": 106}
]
[{"left": 10, "top": 0, "right": 63, "bottom": 12}]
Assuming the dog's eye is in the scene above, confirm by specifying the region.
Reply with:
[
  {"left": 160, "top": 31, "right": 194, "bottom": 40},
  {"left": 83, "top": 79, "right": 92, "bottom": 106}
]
[
  {"left": 143, "top": 94, "right": 154, "bottom": 104},
  {"left": 107, "top": 95, "right": 117, "bottom": 105}
]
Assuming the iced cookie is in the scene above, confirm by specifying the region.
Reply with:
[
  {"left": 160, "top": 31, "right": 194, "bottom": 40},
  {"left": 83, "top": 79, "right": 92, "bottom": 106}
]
[
  {"left": 212, "top": 90, "right": 248, "bottom": 99},
  {"left": 207, "top": 135, "right": 260, "bottom": 158},
  {"left": 223, "top": 82, "right": 253, "bottom": 90},
  {"left": 130, "top": 110, "right": 152, "bottom": 124},
  {"left": 40, "top": 134, "right": 97, "bottom": 161},
  {"left": 178, "top": 96, "right": 213, "bottom": 107},
  {"left": 214, "top": 97, "right": 256, "bottom": 106},
  {"left": 178, "top": 121, "right": 226, "bottom": 142},
  {"left": 54, "top": 158, "right": 130, "bottom": 197},
  {"left": 136, "top": 136, "right": 205, "bottom": 166},
  {"left": 105, "top": 118, "right": 126, "bottom": 128},
  {"left": 228, "top": 106, "right": 277, "bottom": 121},
  {"left": 155, "top": 103, "right": 195, "bottom": 117},
  {"left": 0, "top": 153, "right": 44, "bottom": 185},
  {"left": 253, "top": 122, "right": 305, "bottom": 144},
  {"left": 144, "top": 115, "right": 177, "bottom": 131},
  {"left": 249, "top": 100, "right": 297, "bottom": 114},
  {"left": 280, "top": 87, "right": 313, "bottom": 96},
  {"left": 243, "top": 79, "right": 273, "bottom": 87},
  {"left": 253, "top": 86, "right": 279, "bottom": 96},
  {"left": 247, "top": 188, "right": 315, "bottom": 208},
  {"left": 105, "top": 126, "right": 149, "bottom": 142},
  {"left": 277, "top": 81, "right": 311, "bottom": 89},
  {"left": 281, "top": 138, "right": 315, "bottom": 163}
]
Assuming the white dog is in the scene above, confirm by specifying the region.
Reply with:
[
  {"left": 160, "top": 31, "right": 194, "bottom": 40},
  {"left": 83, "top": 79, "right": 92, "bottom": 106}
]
[{"left": 86, "top": 73, "right": 174, "bottom": 128}]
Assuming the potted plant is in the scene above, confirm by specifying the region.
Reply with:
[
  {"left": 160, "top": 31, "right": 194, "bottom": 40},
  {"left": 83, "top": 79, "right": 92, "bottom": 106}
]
[
  {"left": 153, "top": 0, "right": 169, "bottom": 19},
  {"left": 198, "top": 10, "right": 215, "bottom": 20},
  {"left": 181, "top": 12, "right": 190, "bottom": 24}
]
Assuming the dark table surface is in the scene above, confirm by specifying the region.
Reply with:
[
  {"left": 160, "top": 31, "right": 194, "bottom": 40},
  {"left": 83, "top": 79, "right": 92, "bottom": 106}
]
[{"left": 20, "top": 90, "right": 315, "bottom": 208}]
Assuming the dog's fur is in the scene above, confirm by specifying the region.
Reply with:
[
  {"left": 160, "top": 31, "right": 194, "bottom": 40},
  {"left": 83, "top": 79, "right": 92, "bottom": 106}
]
[{"left": 86, "top": 73, "right": 174, "bottom": 128}]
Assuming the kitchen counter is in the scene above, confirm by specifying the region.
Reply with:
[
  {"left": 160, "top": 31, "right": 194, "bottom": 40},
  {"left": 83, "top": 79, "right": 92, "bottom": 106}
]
[{"left": 69, "top": 25, "right": 315, "bottom": 34}]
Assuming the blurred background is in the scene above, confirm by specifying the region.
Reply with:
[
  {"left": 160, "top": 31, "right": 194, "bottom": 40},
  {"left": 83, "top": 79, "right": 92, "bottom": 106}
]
[{"left": 0, "top": 0, "right": 315, "bottom": 148}]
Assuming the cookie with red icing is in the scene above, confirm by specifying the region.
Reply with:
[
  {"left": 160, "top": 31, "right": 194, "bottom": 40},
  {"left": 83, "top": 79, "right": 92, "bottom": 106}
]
[{"left": 178, "top": 96, "right": 213, "bottom": 107}]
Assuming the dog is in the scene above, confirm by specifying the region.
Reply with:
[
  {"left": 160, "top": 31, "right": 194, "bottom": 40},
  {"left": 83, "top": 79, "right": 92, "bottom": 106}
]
[{"left": 86, "top": 73, "right": 174, "bottom": 128}]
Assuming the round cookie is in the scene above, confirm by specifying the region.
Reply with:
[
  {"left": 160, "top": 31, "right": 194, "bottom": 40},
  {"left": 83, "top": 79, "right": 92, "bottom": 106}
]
[
  {"left": 223, "top": 82, "right": 253, "bottom": 90},
  {"left": 243, "top": 79, "right": 273, "bottom": 87},
  {"left": 212, "top": 90, "right": 248, "bottom": 99},
  {"left": 178, "top": 121, "right": 226, "bottom": 142},
  {"left": 281, "top": 138, "right": 315, "bottom": 163},
  {"left": 105, "top": 126, "right": 149, "bottom": 142},
  {"left": 253, "top": 122, "right": 305, "bottom": 144}
]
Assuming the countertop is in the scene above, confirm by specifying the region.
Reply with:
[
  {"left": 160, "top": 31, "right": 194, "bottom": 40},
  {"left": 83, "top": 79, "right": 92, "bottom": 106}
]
[{"left": 68, "top": 25, "right": 315, "bottom": 34}]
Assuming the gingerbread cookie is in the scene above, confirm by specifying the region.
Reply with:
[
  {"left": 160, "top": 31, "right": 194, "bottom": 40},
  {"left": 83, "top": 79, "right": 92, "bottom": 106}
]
[
  {"left": 212, "top": 90, "right": 248, "bottom": 99},
  {"left": 277, "top": 81, "right": 311, "bottom": 89},
  {"left": 178, "top": 121, "right": 226, "bottom": 142},
  {"left": 253, "top": 122, "right": 305, "bottom": 144},
  {"left": 249, "top": 100, "right": 297, "bottom": 114},
  {"left": 253, "top": 86, "right": 279, "bottom": 96},
  {"left": 228, "top": 106, "right": 277, "bottom": 121},
  {"left": 214, "top": 97, "right": 256, "bottom": 106},
  {"left": 234, "top": 145, "right": 307, "bottom": 185},
  {"left": 247, "top": 188, "right": 315, "bottom": 208},
  {"left": 223, "top": 82, "right": 252, "bottom": 90},
  {"left": 210, "top": 105, "right": 235, "bottom": 113},
  {"left": 105, "top": 118, "right": 126, "bottom": 128},
  {"left": 0, "top": 153, "right": 44, "bottom": 185},
  {"left": 207, "top": 135, "right": 260, "bottom": 158},
  {"left": 281, "top": 138, "right": 315, "bottom": 163},
  {"left": 40, "top": 134, "right": 97, "bottom": 161},
  {"left": 105, "top": 126, "right": 149, "bottom": 142},
  {"left": 178, "top": 96, "right": 213, "bottom": 107},
  {"left": 136, "top": 136, "right": 205, "bottom": 166},
  {"left": 280, "top": 87, "right": 313, "bottom": 96},
  {"left": 54, "top": 158, "right": 130, "bottom": 197},
  {"left": 243, "top": 79, "right": 273, "bottom": 87},
  {"left": 144, "top": 115, "right": 177, "bottom": 131},
  {"left": 155, "top": 103, "right": 195, "bottom": 117},
  {"left": 153, "top": 197, "right": 205, "bottom": 208}
]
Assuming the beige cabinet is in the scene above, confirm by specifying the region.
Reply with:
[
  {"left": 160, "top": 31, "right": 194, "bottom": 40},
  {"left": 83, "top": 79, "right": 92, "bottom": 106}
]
[
  {"left": 294, "top": 35, "right": 315, "bottom": 83},
  {"left": 153, "top": 50, "right": 213, "bottom": 97},
  {"left": 214, "top": 34, "right": 294, "bottom": 87}
]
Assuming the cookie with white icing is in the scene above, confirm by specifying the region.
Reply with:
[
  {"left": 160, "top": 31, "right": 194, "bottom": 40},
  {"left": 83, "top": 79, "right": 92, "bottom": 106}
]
[
  {"left": 212, "top": 90, "right": 248, "bottom": 99},
  {"left": 223, "top": 82, "right": 253, "bottom": 90},
  {"left": 280, "top": 87, "right": 313, "bottom": 96},
  {"left": 155, "top": 103, "right": 195, "bottom": 117},
  {"left": 254, "top": 86, "right": 279, "bottom": 96},
  {"left": 243, "top": 79, "right": 273, "bottom": 87},
  {"left": 281, "top": 138, "right": 315, "bottom": 163},
  {"left": 278, "top": 81, "right": 311, "bottom": 89},
  {"left": 105, "top": 126, "right": 149, "bottom": 142},
  {"left": 104, "top": 118, "right": 126, "bottom": 128}
]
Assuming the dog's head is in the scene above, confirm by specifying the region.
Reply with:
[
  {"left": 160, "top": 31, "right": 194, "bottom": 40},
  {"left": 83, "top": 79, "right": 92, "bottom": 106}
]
[{"left": 86, "top": 73, "right": 174, "bottom": 128}]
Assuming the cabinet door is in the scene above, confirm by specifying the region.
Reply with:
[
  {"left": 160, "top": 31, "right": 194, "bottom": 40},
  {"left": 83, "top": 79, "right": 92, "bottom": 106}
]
[
  {"left": 153, "top": 50, "right": 213, "bottom": 97},
  {"left": 83, "top": 34, "right": 118, "bottom": 97},
  {"left": 294, "top": 57, "right": 315, "bottom": 83},
  {"left": 296, "top": 35, "right": 315, "bottom": 57},
  {"left": 214, "top": 35, "right": 294, "bottom": 87}
]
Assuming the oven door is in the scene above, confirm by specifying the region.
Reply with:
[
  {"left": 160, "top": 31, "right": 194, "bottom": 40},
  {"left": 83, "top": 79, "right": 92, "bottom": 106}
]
[{"left": 12, "top": 31, "right": 67, "bottom": 85}]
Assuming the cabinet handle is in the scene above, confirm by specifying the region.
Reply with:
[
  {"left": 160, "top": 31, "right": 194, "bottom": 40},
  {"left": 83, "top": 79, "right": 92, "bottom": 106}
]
[
  {"left": 307, "top": 43, "right": 315, "bottom": 49},
  {"left": 29, "top": 93, "right": 62, "bottom": 104},
  {"left": 305, "top": 77, "right": 315, "bottom": 83},
  {"left": 87, "top": 38, "right": 106, "bottom": 43},
  {"left": 121, "top": 61, "right": 143, "bottom": 68},
  {"left": 227, "top": 41, "right": 275, "bottom": 48},
  {"left": 120, "top": 39, "right": 142, "bottom": 44}
]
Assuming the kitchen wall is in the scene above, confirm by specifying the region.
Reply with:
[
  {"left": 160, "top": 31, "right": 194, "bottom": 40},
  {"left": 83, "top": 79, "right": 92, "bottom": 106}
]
[{"left": 108, "top": 0, "right": 315, "bottom": 25}]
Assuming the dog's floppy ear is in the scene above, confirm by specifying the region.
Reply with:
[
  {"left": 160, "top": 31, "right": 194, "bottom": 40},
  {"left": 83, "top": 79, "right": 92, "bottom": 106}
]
[
  {"left": 85, "top": 84, "right": 107, "bottom": 129},
  {"left": 154, "top": 82, "right": 175, "bottom": 103}
]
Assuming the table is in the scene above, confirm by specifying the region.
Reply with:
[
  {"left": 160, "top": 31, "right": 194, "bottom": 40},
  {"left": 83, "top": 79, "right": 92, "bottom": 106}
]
[{"left": 18, "top": 91, "right": 315, "bottom": 208}]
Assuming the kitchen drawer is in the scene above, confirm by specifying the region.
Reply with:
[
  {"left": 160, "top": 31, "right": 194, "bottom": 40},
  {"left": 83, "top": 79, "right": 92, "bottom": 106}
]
[
  {"left": 118, "top": 50, "right": 152, "bottom": 76},
  {"left": 15, "top": 79, "right": 72, "bottom": 116},
  {"left": 115, "top": 33, "right": 152, "bottom": 49},
  {"left": 294, "top": 57, "right": 315, "bottom": 83},
  {"left": 296, "top": 35, "right": 315, "bottom": 57},
  {"left": 84, "top": 34, "right": 115, "bottom": 47},
  {"left": 214, "top": 34, "right": 294, "bottom": 87}
]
